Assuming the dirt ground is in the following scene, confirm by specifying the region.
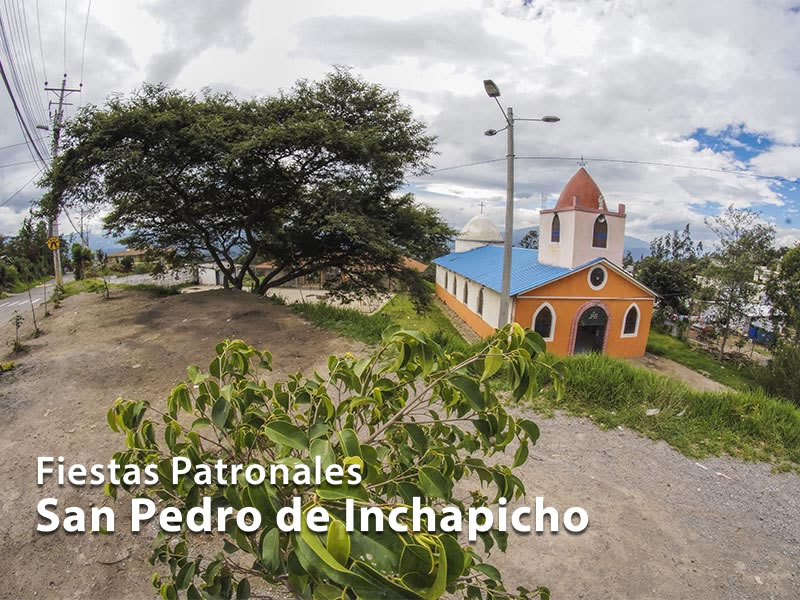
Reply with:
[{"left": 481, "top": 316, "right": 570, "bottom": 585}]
[
  {"left": 627, "top": 352, "right": 731, "bottom": 392},
  {"left": 1, "top": 289, "right": 798, "bottom": 599}
]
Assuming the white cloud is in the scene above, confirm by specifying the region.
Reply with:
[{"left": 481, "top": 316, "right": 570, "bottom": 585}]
[{"left": 2, "top": 0, "right": 799, "bottom": 246}]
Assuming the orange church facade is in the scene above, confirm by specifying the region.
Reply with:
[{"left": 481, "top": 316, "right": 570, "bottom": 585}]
[{"left": 434, "top": 168, "right": 657, "bottom": 358}]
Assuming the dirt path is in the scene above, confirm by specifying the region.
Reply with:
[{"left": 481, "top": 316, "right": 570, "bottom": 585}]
[
  {"left": 0, "top": 289, "right": 364, "bottom": 600},
  {"left": 628, "top": 352, "right": 731, "bottom": 392},
  {"left": 1, "top": 290, "right": 798, "bottom": 599}
]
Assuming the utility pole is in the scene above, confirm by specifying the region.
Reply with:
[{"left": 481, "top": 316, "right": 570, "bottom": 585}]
[
  {"left": 482, "top": 79, "right": 560, "bottom": 327},
  {"left": 498, "top": 106, "right": 514, "bottom": 327},
  {"left": 45, "top": 74, "right": 81, "bottom": 287}
]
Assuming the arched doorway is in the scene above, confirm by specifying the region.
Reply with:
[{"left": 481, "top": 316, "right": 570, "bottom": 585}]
[{"left": 573, "top": 305, "right": 608, "bottom": 354}]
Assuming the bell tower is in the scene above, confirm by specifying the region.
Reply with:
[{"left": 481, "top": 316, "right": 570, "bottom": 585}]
[{"left": 538, "top": 167, "right": 626, "bottom": 269}]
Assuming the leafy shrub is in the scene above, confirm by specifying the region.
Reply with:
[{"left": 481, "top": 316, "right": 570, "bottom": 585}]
[
  {"left": 108, "top": 325, "right": 556, "bottom": 599},
  {"left": 749, "top": 343, "right": 800, "bottom": 406}
]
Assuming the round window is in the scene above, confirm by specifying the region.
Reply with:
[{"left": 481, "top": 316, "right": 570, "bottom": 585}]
[{"left": 589, "top": 266, "right": 606, "bottom": 288}]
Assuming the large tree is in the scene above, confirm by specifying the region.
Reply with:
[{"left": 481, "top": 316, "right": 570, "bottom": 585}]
[
  {"left": 704, "top": 206, "right": 775, "bottom": 359},
  {"left": 766, "top": 244, "right": 800, "bottom": 344},
  {"left": 634, "top": 224, "right": 703, "bottom": 317},
  {"left": 43, "top": 69, "right": 454, "bottom": 306},
  {"left": 519, "top": 228, "right": 538, "bottom": 249}
]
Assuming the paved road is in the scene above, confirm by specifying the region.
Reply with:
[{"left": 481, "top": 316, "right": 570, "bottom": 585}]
[{"left": 0, "top": 275, "right": 75, "bottom": 324}]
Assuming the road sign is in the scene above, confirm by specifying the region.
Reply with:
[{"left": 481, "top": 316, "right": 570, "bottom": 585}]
[{"left": 46, "top": 237, "right": 60, "bottom": 251}]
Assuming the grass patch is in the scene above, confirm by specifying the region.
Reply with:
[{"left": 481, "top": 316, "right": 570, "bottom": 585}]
[
  {"left": 61, "top": 278, "right": 107, "bottom": 297},
  {"left": 646, "top": 331, "right": 760, "bottom": 391},
  {"left": 289, "top": 293, "right": 472, "bottom": 352},
  {"left": 528, "top": 352, "right": 800, "bottom": 469},
  {"left": 61, "top": 278, "right": 190, "bottom": 298}
]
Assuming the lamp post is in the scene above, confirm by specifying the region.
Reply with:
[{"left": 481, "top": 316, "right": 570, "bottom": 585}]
[{"left": 483, "top": 79, "right": 559, "bottom": 327}]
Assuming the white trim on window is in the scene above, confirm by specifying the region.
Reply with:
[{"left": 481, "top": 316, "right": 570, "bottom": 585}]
[
  {"left": 621, "top": 302, "right": 640, "bottom": 338},
  {"left": 532, "top": 302, "right": 556, "bottom": 342},
  {"left": 587, "top": 265, "right": 608, "bottom": 290}
]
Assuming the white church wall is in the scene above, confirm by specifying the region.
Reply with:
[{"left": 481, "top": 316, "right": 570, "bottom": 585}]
[
  {"left": 571, "top": 211, "right": 625, "bottom": 267},
  {"left": 538, "top": 210, "right": 578, "bottom": 268}
]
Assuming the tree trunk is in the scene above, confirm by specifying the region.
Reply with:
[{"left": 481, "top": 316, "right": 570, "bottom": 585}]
[{"left": 718, "top": 331, "right": 728, "bottom": 361}]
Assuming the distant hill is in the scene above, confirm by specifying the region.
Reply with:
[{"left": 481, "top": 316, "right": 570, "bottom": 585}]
[
  {"left": 503, "top": 227, "right": 651, "bottom": 260},
  {"left": 64, "top": 231, "right": 125, "bottom": 254}
]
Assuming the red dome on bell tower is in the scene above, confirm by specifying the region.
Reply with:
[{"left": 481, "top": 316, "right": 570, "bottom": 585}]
[{"left": 555, "top": 167, "right": 607, "bottom": 212}]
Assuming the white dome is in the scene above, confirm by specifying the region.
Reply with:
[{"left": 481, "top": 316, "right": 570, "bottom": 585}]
[
  {"left": 455, "top": 214, "right": 503, "bottom": 252},
  {"left": 459, "top": 214, "right": 502, "bottom": 243}
]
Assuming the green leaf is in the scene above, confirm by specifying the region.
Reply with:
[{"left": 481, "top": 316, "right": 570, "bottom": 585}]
[
  {"left": 310, "top": 438, "right": 336, "bottom": 470},
  {"left": 176, "top": 561, "right": 195, "bottom": 590},
  {"left": 451, "top": 376, "right": 485, "bottom": 411},
  {"left": 264, "top": 421, "right": 309, "bottom": 450},
  {"left": 106, "top": 408, "right": 119, "bottom": 432},
  {"left": 260, "top": 528, "right": 280, "bottom": 571},
  {"left": 236, "top": 578, "right": 251, "bottom": 599},
  {"left": 186, "top": 585, "right": 201, "bottom": 600},
  {"left": 424, "top": 539, "right": 448, "bottom": 600},
  {"left": 518, "top": 419, "right": 540, "bottom": 444},
  {"left": 317, "top": 482, "right": 369, "bottom": 502},
  {"left": 326, "top": 519, "right": 351, "bottom": 566},
  {"left": 404, "top": 423, "right": 427, "bottom": 450},
  {"left": 418, "top": 467, "right": 453, "bottom": 500},
  {"left": 513, "top": 440, "right": 529, "bottom": 468},
  {"left": 473, "top": 562, "right": 501, "bottom": 581},
  {"left": 337, "top": 428, "right": 361, "bottom": 457},
  {"left": 481, "top": 346, "right": 503, "bottom": 380},
  {"left": 211, "top": 396, "right": 230, "bottom": 429}
]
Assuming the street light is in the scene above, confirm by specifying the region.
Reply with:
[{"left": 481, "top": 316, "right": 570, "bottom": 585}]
[{"left": 482, "top": 79, "right": 559, "bottom": 327}]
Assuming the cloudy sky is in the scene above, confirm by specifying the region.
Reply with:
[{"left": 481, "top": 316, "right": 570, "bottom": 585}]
[{"left": 1, "top": 0, "right": 799, "bottom": 248}]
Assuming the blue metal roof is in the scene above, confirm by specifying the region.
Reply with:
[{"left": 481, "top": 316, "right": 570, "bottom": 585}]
[{"left": 433, "top": 246, "right": 605, "bottom": 296}]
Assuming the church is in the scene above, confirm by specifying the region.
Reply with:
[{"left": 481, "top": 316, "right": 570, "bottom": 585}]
[{"left": 433, "top": 167, "right": 656, "bottom": 357}]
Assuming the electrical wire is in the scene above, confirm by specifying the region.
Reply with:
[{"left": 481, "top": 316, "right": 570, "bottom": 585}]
[
  {"left": 0, "top": 1, "right": 50, "bottom": 164},
  {"left": 63, "top": 0, "right": 68, "bottom": 75},
  {"left": 0, "top": 168, "right": 40, "bottom": 208},
  {"left": 35, "top": 0, "right": 47, "bottom": 84},
  {"left": 515, "top": 155, "right": 799, "bottom": 185},
  {"left": 0, "top": 137, "right": 47, "bottom": 151},
  {"left": 424, "top": 157, "right": 506, "bottom": 174},
  {"left": 0, "top": 159, "right": 40, "bottom": 169},
  {"left": 0, "top": 55, "right": 47, "bottom": 166},
  {"left": 79, "top": 0, "right": 91, "bottom": 87},
  {"left": 414, "top": 154, "right": 798, "bottom": 186}
]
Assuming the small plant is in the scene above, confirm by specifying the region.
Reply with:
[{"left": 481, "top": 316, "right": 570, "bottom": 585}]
[
  {"left": 10, "top": 311, "right": 24, "bottom": 352},
  {"left": 51, "top": 284, "right": 66, "bottom": 308},
  {"left": 0, "top": 361, "right": 13, "bottom": 373},
  {"left": 109, "top": 324, "right": 559, "bottom": 599}
]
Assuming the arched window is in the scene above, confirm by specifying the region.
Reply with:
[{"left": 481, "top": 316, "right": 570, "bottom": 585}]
[
  {"left": 463, "top": 281, "right": 469, "bottom": 305},
  {"left": 592, "top": 215, "right": 608, "bottom": 248},
  {"left": 533, "top": 303, "right": 555, "bottom": 341},
  {"left": 622, "top": 304, "right": 640, "bottom": 337},
  {"left": 452, "top": 275, "right": 457, "bottom": 296},
  {"left": 551, "top": 214, "right": 561, "bottom": 243},
  {"left": 477, "top": 288, "right": 484, "bottom": 316},
  {"left": 444, "top": 271, "right": 448, "bottom": 290}
]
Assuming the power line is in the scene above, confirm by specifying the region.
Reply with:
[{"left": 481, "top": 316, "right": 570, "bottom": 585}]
[
  {"left": 414, "top": 154, "right": 798, "bottom": 186},
  {"left": 0, "top": 136, "right": 47, "bottom": 151},
  {"left": 35, "top": 0, "right": 47, "bottom": 83},
  {"left": 79, "top": 0, "right": 90, "bottom": 85},
  {"left": 63, "top": 0, "right": 67, "bottom": 75},
  {"left": 0, "top": 159, "right": 40, "bottom": 169},
  {"left": 423, "top": 157, "right": 506, "bottom": 174},
  {"left": 0, "top": 1, "right": 50, "bottom": 164},
  {"left": 515, "top": 155, "right": 799, "bottom": 185},
  {"left": 0, "top": 168, "right": 40, "bottom": 208},
  {"left": 0, "top": 55, "right": 47, "bottom": 166}
]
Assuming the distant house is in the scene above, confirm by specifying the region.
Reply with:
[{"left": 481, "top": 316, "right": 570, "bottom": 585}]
[
  {"left": 403, "top": 257, "right": 428, "bottom": 273},
  {"left": 108, "top": 248, "right": 147, "bottom": 265}
]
